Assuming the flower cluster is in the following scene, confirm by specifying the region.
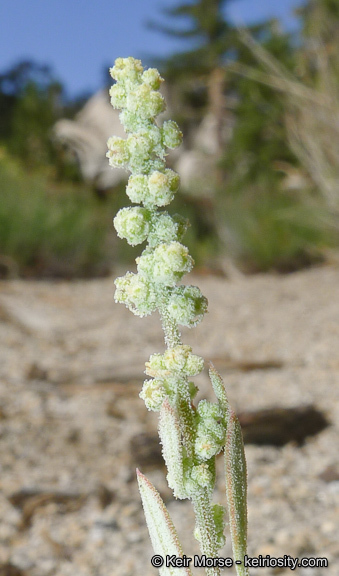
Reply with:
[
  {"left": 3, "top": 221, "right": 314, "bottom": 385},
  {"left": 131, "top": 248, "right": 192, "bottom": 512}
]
[
  {"left": 108, "top": 58, "right": 242, "bottom": 563},
  {"left": 108, "top": 57, "right": 208, "bottom": 329},
  {"left": 195, "top": 400, "right": 226, "bottom": 460},
  {"left": 140, "top": 345, "right": 204, "bottom": 410},
  {"left": 108, "top": 57, "right": 219, "bottom": 491}
]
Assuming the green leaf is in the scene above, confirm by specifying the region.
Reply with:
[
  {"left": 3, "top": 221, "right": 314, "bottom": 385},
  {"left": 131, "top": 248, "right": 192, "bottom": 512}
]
[
  {"left": 159, "top": 398, "right": 187, "bottom": 499},
  {"left": 224, "top": 410, "right": 249, "bottom": 576},
  {"left": 209, "top": 364, "right": 229, "bottom": 414},
  {"left": 137, "top": 470, "right": 193, "bottom": 576}
]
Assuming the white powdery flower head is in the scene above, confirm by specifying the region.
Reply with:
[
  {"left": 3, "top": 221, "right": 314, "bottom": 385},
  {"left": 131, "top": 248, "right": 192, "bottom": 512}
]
[
  {"left": 142, "top": 67, "right": 163, "bottom": 90},
  {"left": 167, "top": 285, "right": 208, "bottom": 327},
  {"left": 110, "top": 57, "right": 143, "bottom": 89},
  {"left": 145, "top": 345, "right": 204, "bottom": 379},
  {"left": 137, "top": 242, "right": 194, "bottom": 286},
  {"left": 113, "top": 207, "right": 151, "bottom": 246},
  {"left": 126, "top": 83, "right": 166, "bottom": 120},
  {"left": 162, "top": 120, "right": 183, "bottom": 149},
  {"left": 106, "top": 136, "right": 129, "bottom": 168},
  {"left": 107, "top": 58, "right": 248, "bottom": 569},
  {"left": 163, "top": 345, "right": 204, "bottom": 376},
  {"left": 140, "top": 378, "right": 167, "bottom": 411},
  {"left": 147, "top": 169, "right": 180, "bottom": 207},
  {"left": 191, "top": 463, "right": 214, "bottom": 488},
  {"left": 114, "top": 272, "right": 157, "bottom": 317}
]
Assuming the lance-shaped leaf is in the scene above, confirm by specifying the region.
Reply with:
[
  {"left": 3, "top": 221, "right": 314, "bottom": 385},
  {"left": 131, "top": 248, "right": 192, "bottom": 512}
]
[
  {"left": 225, "top": 409, "right": 249, "bottom": 576},
  {"left": 137, "top": 470, "right": 193, "bottom": 576},
  {"left": 159, "top": 398, "right": 187, "bottom": 499},
  {"left": 209, "top": 365, "right": 229, "bottom": 414}
]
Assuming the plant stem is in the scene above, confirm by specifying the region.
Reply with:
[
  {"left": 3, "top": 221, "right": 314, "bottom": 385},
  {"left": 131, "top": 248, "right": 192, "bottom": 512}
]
[
  {"left": 176, "top": 379, "right": 196, "bottom": 458},
  {"left": 192, "top": 490, "right": 220, "bottom": 576},
  {"left": 159, "top": 306, "right": 182, "bottom": 348},
  {"left": 160, "top": 306, "right": 220, "bottom": 576}
]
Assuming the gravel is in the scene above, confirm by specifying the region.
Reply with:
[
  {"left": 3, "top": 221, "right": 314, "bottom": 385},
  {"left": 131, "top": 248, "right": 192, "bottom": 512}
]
[{"left": 0, "top": 264, "right": 338, "bottom": 575}]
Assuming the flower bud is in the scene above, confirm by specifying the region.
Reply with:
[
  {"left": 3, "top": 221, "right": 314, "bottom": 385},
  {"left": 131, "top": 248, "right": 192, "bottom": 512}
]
[
  {"left": 142, "top": 68, "right": 163, "bottom": 90},
  {"left": 114, "top": 207, "right": 151, "bottom": 246},
  {"left": 195, "top": 430, "right": 223, "bottom": 460},
  {"left": 106, "top": 136, "right": 129, "bottom": 168},
  {"left": 147, "top": 213, "right": 180, "bottom": 247},
  {"left": 162, "top": 120, "right": 183, "bottom": 149},
  {"left": 126, "top": 174, "right": 148, "bottom": 204},
  {"left": 110, "top": 57, "right": 143, "bottom": 86},
  {"left": 109, "top": 83, "right": 127, "bottom": 109},
  {"left": 127, "top": 84, "right": 165, "bottom": 120},
  {"left": 147, "top": 169, "right": 179, "bottom": 207},
  {"left": 191, "top": 463, "right": 214, "bottom": 488},
  {"left": 140, "top": 379, "right": 167, "bottom": 411},
  {"left": 196, "top": 400, "right": 226, "bottom": 442},
  {"left": 114, "top": 272, "right": 157, "bottom": 317},
  {"left": 125, "top": 130, "right": 165, "bottom": 174},
  {"left": 163, "top": 345, "right": 204, "bottom": 376},
  {"left": 137, "top": 242, "right": 193, "bottom": 286},
  {"left": 167, "top": 285, "right": 208, "bottom": 327},
  {"left": 126, "top": 133, "right": 152, "bottom": 171},
  {"left": 197, "top": 399, "right": 222, "bottom": 420},
  {"left": 145, "top": 353, "right": 169, "bottom": 378}
]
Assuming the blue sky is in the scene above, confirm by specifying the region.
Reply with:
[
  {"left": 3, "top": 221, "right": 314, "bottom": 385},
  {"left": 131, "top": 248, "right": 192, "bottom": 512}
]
[{"left": 1, "top": 0, "right": 304, "bottom": 99}]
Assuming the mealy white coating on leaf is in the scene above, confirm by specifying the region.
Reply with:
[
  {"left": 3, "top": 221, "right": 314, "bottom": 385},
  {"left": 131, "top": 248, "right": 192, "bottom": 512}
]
[
  {"left": 209, "top": 365, "right": 230, "bottom": 414},
  {"left": 137, "top": 470, "right": 192, "bottom": 576},
  {"left": 193, "top": 501, "right": 227, "bottom": 551},
  {"left": 225, "top": 410, "right": 249, "bottom": 576},
  {"left": 212, "top": 504, "right": 227, "bottom": 549},
  {"left": 159, "top": 399, "right": 187, "bottom": 499}
]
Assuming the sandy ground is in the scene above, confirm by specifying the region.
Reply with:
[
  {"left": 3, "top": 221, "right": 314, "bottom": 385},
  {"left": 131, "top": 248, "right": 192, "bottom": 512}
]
[{"left": 0, "top": 264, "right": 338, "bottom": 575}]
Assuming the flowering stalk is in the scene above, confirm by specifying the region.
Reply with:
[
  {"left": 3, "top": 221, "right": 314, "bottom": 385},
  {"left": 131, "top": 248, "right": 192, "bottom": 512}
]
[{"left": 107, "top": 57, "right": 248, "bottom": 576}]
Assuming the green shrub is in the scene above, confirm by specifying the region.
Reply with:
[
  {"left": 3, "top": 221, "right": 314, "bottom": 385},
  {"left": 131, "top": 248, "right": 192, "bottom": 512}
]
[
  {"left": 217, "top": 183, "right": 337, "bottom": 273},
  {"left": 0, "top": 151, "right": 121, "bottom": 278}
]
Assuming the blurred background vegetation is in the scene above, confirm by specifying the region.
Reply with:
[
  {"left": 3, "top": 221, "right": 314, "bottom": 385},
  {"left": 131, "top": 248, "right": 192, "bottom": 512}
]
[{"left": 1, "top": 0, "right": 339, "bottom": 279}]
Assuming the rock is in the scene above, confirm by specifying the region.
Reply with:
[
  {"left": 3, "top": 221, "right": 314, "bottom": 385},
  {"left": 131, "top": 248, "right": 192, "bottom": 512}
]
[
  {"left": 129, "top": 432, "right": 164, "bottom": 472},
  {"left": 319, "top": 465, "right": 339, "bottom": 483},
  {"left": 238, "top": 405, "right": 329, "bottom": 446},
  {"left": 0, "top": 268, "right": 338, "bottom": 575},
  {"left": 9, "top": 490, "right": 88, "bottom": 529},
  {"left": 26, "top": 363, "right": 48, "bottom": 381},
  {"left": 0, "top": 564, "right": 27, "bottom": 576}
]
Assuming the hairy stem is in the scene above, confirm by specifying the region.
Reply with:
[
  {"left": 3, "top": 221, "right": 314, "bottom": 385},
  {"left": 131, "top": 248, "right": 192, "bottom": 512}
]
[
  {"left": 176, "top": 379, "right": 196, "bottom": 458},
  {"left": 192, "top": 490, "right": 221, "bottom": 576},
  {"left": 159, "top": 306, "right": 182, "bottom": 348}
]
